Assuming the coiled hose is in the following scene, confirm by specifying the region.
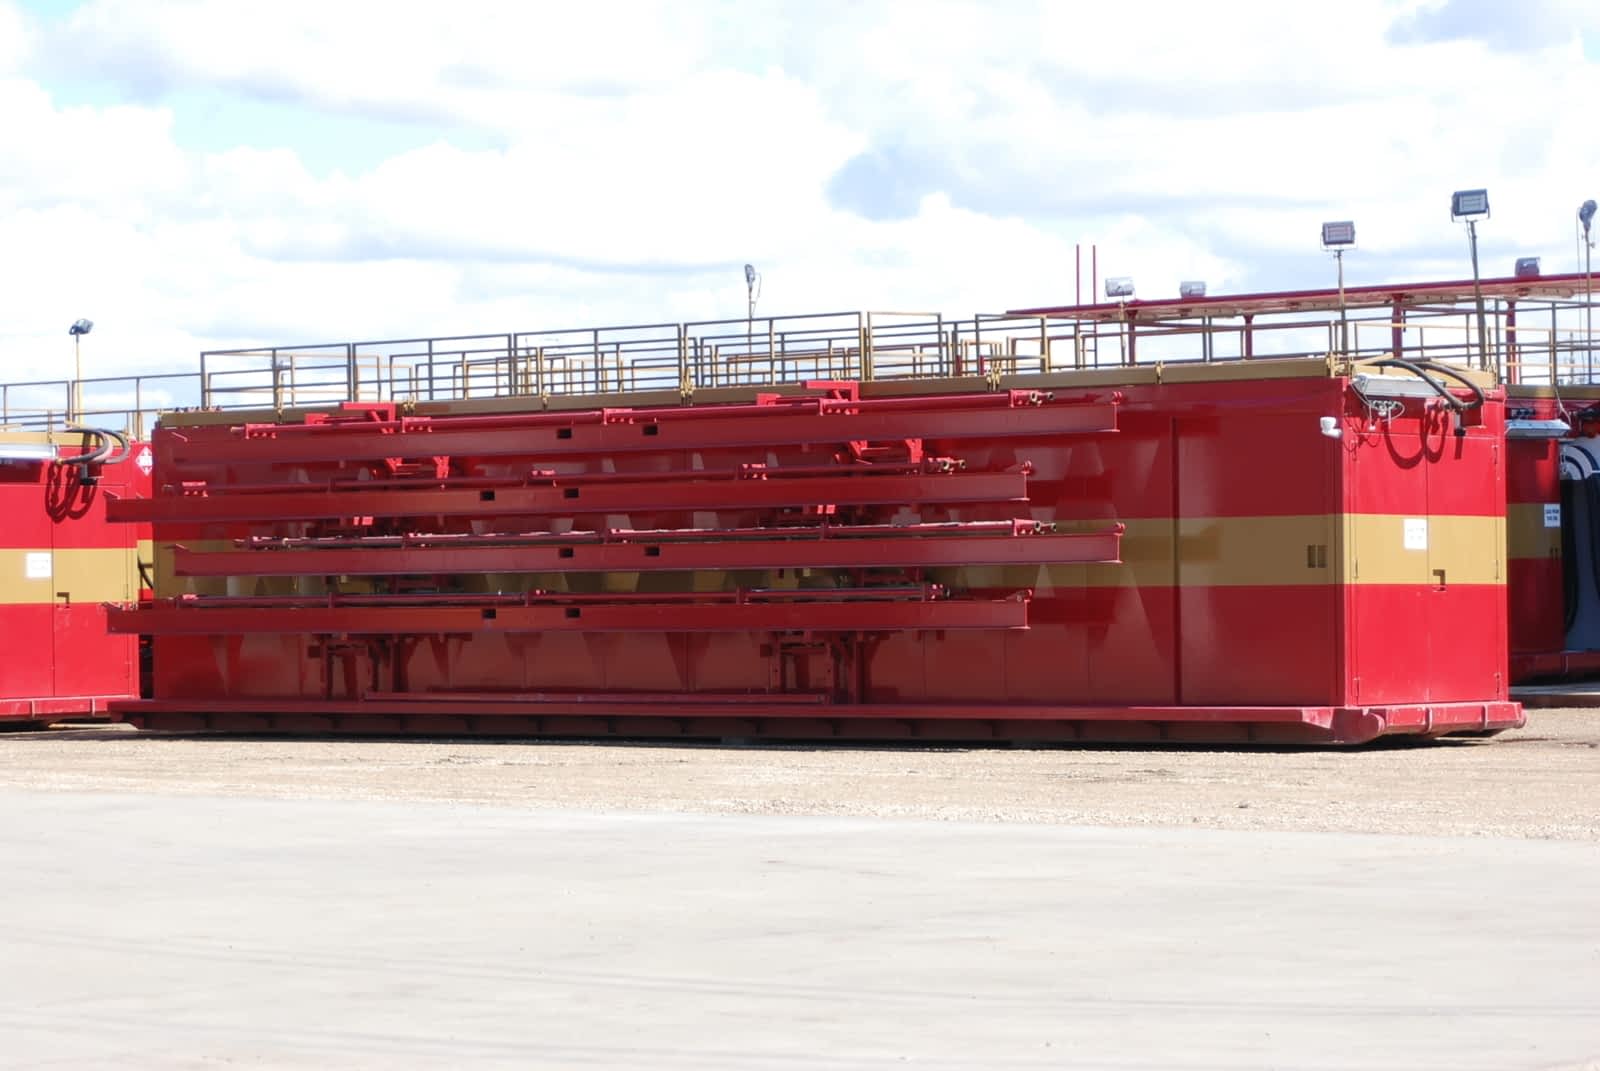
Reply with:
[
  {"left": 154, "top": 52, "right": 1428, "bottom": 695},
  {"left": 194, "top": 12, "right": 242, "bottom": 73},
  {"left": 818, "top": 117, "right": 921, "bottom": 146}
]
[
  {"left": 1365, "top": 357, "right": 1487, "bottom": 436},
  {"left": 57, "top": 426, "right": 131, "bottom": 469}
]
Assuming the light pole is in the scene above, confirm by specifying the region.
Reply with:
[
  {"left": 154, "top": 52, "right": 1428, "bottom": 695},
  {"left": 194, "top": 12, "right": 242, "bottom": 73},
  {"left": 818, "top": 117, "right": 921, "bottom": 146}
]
[
  {"left": 1321, "top": 221, "right": 1356, "bottom": 357},
  {"left": 744, "top": 263, "right": 761, "bottom": 355},
  {"left": 1451, "top": 189, "right": 1491, "bottom": 371},
  {"left": 68, "top": 318, "right": 93, "bottom": 421},
  {"left": 1581, "top": 199, "right": 1596, "bottom": 382}
]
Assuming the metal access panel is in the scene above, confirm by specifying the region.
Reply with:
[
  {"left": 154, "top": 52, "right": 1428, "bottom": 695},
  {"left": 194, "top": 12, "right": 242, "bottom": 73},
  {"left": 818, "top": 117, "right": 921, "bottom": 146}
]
[{"left": 0, "top": 433, "right": 142, "bottom": 723}]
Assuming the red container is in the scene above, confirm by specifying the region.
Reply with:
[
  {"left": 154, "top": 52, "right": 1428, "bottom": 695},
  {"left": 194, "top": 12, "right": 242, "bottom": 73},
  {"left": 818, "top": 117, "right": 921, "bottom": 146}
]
[
  {"left": 0, "top": 431, "right": 146, "bottom": 724},
  {"left": 109, "top": 362, "right": 1521, "bottom": 745}
]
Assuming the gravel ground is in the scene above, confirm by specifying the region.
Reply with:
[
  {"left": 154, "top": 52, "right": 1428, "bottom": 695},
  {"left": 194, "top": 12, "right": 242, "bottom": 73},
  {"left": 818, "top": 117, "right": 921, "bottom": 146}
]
[{"left": 3, "top": 709, "right": 1596, "bottom": 839}]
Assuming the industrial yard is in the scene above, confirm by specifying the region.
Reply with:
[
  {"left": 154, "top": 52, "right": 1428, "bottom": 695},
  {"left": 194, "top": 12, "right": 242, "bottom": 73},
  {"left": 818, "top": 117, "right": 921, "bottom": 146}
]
[
  {"left": 2, "top": 710, "right": 1598, "bottom": 837},
  {"left": 3, "top": 713, "right": 1598, "bottom": 1070}
]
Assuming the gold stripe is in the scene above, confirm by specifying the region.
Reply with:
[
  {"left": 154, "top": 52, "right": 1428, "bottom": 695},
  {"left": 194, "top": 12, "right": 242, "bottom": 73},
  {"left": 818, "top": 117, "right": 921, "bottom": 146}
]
[
  {"left": 1507, "top": 502, "right": 1561, "bottom": 561},
  {"left": 0, "top": 548, "right": 135, "bottom": 605},
  {"left": 1342, "top": 514, "right": 1503, "bottom": 586},
  {"left": 1176, "top": 515, "right": 1336, "bottom": 587},
  {"left": 152, "top": 514, "right": 1507, "bottom": 597}
]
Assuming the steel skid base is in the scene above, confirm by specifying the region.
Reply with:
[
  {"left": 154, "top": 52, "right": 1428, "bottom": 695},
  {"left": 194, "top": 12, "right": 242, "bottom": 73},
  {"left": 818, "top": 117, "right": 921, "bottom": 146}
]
[
  {"left": 109, "top": 698, "right": 1525, "bottom": 746},
  {"left": 1, "top": 695, "right": 128, "bottom": 723},
  {"left": 1510, "top": 650, "right": 1600, "bottom": 684}
]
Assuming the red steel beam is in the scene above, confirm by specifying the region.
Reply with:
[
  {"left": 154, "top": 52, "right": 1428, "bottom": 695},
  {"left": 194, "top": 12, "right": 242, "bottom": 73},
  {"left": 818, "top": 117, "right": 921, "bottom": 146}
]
[
  {"left": 146, "top": 585, "right": 951, "bottom": 609},
  {"left": 1008, "top": 270, "right": 1600, "bottom": 321},
  {"left": 101, "top": 697, "right": 1528, "bottom": 745},
  {"left": 110, "top": 470, "right": 1029, "bottom": 525},
  {"left": 251, "top": 518, "right": 1052, "bottom": 549},
  {"left": 172, "top": 527, "right": 1123, "bottom": 576},
  {"left": 108, "top": 597, "right": 1029, "bottom": 634},
  {"left": 164, "top": 400, "right": 1119, "bottom": 467}
]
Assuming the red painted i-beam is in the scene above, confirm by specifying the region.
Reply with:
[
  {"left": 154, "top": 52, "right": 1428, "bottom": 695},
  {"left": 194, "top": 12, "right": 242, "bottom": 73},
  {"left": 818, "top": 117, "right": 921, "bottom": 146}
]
[
  {"left": 111, "top": 470, "right": 1030, "bottom": 524},
  {"left": 172, "top": 527, "right": 1124, "bottom": 577},
  {"left": 165, "top": 398, "right": 1119, "bottom": 467},
  {"left": 109, "top": 596, "right": 1030, "bottom": 635}
]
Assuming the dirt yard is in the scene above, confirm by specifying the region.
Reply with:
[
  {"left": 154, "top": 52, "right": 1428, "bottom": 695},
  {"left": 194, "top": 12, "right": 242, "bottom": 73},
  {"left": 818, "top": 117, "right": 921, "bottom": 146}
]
[{"left": 2, "top": 710, "right": 1596, "bottom": 839}]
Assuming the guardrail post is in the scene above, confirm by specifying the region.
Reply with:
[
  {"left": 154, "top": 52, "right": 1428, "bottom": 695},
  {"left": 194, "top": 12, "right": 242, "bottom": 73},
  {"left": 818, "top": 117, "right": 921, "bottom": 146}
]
[
  {"left": 1550, "top": 304, "right": 1559, "bottom": 384},
  {"left": 861, "top": 312, "right": 873, "bottom": 381}
]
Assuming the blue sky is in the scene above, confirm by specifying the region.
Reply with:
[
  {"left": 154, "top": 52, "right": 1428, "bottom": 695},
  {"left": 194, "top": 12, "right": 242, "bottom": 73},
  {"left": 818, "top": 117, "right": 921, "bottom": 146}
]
[{"left": 2, "top": 0, "right": 1598, "bottom": 380}]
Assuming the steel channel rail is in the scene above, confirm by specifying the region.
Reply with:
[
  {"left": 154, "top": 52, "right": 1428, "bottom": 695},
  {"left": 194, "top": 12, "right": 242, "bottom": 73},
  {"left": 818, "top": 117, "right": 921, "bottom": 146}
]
[
  {"left": 171, "top": 528, "right": 1124, "bottom": 577},
  {"left": 109, "top": 598, "right": 1029, "bottom": 634},
  {"left": 110, "top": 470, "right": 1029, "bottom": 524},
  {"left": 164, "top": 401, "right": 1120, "bottom": 466}
]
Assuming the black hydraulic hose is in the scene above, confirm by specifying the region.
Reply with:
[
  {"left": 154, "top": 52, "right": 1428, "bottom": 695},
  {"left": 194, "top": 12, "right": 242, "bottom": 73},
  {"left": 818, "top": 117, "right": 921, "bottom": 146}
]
[
  {"left": 1366, "top": 357, "right": 1487, "bottom": 435},
  {"left": 101, "top": 428, "right": 131, "bottom": 465},
  {"left": 1563, "top": 479, "right": 1580, "bottom": 633},
  {"left": 59, "top": 426, "right": 132, "bottom": 468},
  {"left": 1366, "top": 357, "right": 1487, "bottom": 412},
  {"left": 58, "top": 427, "right": 114, "bottom": 468}
]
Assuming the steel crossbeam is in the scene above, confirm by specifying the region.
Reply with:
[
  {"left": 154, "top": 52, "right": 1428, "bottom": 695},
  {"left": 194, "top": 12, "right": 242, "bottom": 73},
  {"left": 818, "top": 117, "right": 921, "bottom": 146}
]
[
  {"left": 165, "top": 398, "right": 1119, "bottom": 466},
  {"left": 172, "top": 527, "right": 1123, "bottom": 576},
  {"left": 109, "top": 470, "right": 1029, "bottom": 524},
  {"left": 109, "top": 597, "right": 1029, "bottom": 634}
]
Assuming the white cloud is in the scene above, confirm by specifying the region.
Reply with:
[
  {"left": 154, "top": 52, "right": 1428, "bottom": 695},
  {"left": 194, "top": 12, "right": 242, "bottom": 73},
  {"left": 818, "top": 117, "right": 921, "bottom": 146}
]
[{"left": 0, "top": 0, "right": 1596, "bottom": 396}]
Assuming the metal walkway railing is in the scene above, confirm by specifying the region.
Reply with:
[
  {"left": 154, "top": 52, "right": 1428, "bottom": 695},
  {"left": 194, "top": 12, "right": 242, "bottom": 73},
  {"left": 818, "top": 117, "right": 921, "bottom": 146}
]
[{"left": 6, "top": 282, "right": 1600, "bottom": 437}]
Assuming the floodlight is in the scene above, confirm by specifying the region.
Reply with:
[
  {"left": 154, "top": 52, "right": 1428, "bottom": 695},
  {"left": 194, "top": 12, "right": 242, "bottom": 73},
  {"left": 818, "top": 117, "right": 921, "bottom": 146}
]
[
  {"left": 69, "top": 319, "right": 93, "bottom": 336},
  {"left": 744, "top": 263, "right": 756, "bottom": 287},
  {"left": 1451, "top": 189, "right": 1490, "bottom": 220},
  {"left": 1104, "top": 277, "right": 1135, "bottom": 299},
  {"left": 1179, "top": 281, "right": 1206, "bottom": 299},
  {"left": 1321, "top": 221, "right": 1356, "bottom": 248},
  {"left": 1515, "top": 257, "right": 1542, "bottom": 278},
  {"left": 1581, "top": 200, "right": 1597, "bottom": 236},
  {"left": 1451, "top": 188, "right": 1491, "bottom": 370}
]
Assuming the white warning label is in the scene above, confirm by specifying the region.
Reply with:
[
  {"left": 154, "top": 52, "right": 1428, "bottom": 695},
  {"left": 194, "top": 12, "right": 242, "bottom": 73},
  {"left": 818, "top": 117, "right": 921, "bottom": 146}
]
[
  {"left": 135, "top": 446, "right": 154, "bottom": 475},
  {"left": 1403, "top": 518, "right": 1428, "bottom": 551},
  {"left": 1545, "top": 503, "right": 1562, "bottom": 528},
  {"left": 24, "top": 552, "right": 51, "bottom": 580}
]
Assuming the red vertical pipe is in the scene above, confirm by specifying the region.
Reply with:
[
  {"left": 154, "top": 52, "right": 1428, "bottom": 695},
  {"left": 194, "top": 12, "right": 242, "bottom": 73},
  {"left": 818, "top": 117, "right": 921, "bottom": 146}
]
[{"left": 1243, "top": 313, "right": 1255, "bottom": 360}]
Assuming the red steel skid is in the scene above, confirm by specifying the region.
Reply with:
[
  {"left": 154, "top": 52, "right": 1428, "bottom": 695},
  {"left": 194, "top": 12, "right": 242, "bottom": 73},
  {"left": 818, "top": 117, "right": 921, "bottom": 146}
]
[
  {"left": 164, "top": 392, "right": 1121, "bottom": 467},
  {"left": 106, "top": 698, "right": 1525, "bottom": 746},
  {"left": 110, "top": 599, "right": 1027, "bottom": 635},
  {"left": 1, "top": 696, "right": 126, "bottom": 721},
  {"left": 172, "top": 526, "right": 1124, "bottom": 577},
  {"left": 1510, "top": 650, "right": 1600, "bottom": 683},
  {"left": 111, "top": 469, "right": 1030, "bottom": 525}
]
